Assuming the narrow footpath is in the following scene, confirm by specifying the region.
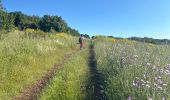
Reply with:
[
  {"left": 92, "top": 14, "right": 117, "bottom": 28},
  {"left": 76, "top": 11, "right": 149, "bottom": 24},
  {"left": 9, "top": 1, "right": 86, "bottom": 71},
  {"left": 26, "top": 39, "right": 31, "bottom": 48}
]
[
  {"left": 14, "top": 42, "right": 106, "bottom": 100},
  {"left": 14, "top": 50, "right": 79, "bottom": 100},
  {"left": 87, "top": 42, "right": 106, "bottom": 100}
]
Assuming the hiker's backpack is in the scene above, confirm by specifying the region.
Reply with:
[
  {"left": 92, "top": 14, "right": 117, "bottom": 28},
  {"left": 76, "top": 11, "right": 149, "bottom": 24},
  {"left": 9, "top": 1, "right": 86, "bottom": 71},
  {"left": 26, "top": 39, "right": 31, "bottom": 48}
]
[{"left": 79, "top": 37, "right": 82, "bottom": 43}]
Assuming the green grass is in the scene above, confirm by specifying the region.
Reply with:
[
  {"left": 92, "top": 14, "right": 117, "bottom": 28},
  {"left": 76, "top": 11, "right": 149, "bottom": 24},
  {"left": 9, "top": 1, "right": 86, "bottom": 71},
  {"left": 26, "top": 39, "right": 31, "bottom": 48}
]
[
  {"left": 94, "top": 38, "right": 170, "bottom": 99},
  {"left": 2, "top": 31, "right": 170, "bottom": 100},
  {"left": 0, "top": 31, "right": 79, "bottom": 99},
  {"left": 38, "top": 49, "right": 90, "bottom": 100}
]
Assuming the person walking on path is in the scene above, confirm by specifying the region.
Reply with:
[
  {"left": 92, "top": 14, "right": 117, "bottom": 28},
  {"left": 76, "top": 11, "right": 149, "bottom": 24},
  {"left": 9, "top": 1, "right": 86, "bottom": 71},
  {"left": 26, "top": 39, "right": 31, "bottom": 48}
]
[{"left": 79, "top": 34, "right": 83, "bottom": 49}]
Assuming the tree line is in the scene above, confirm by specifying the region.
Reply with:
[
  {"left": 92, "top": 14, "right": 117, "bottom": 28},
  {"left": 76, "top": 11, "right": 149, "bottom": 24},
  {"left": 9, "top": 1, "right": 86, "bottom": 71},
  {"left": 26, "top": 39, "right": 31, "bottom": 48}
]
[
  {"left": 128, "top": 37, "right": 170, "bottom": 45},
  {"left": 0, "top": 1, "right": 82, "bottom": 36},
  {"left": 108, "top": 36, "right": 170, "bottom": 45},
  {"left": 92, "top": 35, "right": 170, "bottom": 45}
]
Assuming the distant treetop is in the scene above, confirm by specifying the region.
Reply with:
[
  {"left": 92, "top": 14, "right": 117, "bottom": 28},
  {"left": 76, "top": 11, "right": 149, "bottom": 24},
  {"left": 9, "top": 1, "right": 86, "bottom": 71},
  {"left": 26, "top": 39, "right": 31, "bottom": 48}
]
[{"left": 0, "top": 7, "right": 80, "bottom": 36}]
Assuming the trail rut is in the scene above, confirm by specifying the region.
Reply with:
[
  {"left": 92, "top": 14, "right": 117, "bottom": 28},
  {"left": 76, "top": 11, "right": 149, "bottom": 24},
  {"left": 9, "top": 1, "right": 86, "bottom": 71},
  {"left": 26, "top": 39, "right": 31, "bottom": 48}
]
[
  {"left": 14, "top": 50, "right": 79, "bottom": 100},
  {"left": 87, "top": 43, "right": 106, "bottom": 100}
]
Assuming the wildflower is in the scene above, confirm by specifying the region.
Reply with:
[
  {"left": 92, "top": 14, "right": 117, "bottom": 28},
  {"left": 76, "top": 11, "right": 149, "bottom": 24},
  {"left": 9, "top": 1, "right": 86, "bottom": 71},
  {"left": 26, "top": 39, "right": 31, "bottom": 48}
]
[
  {"left": 134, "top": 55, "right": 138, "bottom": 58},
  {"left": 148, "top": 97, "right": 153, "bottom": 100},
  {"left": 157, "top": 86, "right": 163, "bottom": 90},
  {"left": 127, "top": 95, "right": 132, "bottom": 100},
  {"left": 167, "top": 64, "right": 170, "bottom": 69},
  {"left": 158, "top": 79, "right": 163, "bottom": 84},
  {"left": 162, "top": 96, "right": 165, "bottom": 100},
  {"left": 154, "top": 83, "right": 158, "bottom": 87},
  {"left": 156, "top": 68, "right": 159, "bottom": 72},
  {"left": 140, "top": 79, "right": 145, "bottom": 83},
  {"left": 160, "top": 69, "right": 164, "bottom": 73},
  {"left": 146, "top": 84, "right": 150, "bottom": 88},
  {"left": 143, "top": 74, "right": 146, "bottom": 79},
  {"left": 132, "top": 81, "right": 137, "bottom": 86},
  {"left": 152, "top": 65, "right": 156, "bottom": 70},
  {"left": 135, "top": 77, "right": 139, "bottom": 79},
  {"left": 167, "top": 64, "right": 170, "bottom": 67},
  {"left": 155, "top": 76, "right": 161, "bottom": 81},
  {"left": 133, "top": 78, "right": 146, "bottom": 88},
  {"left": 147, "top": 63, "right": 151, "bottom": 66},
  {"left": 163, "top": 84, "right": 167, "bottom": 86},
  {"left": 146, "top": 81, "right": 150, "bottom": 84},
  {"left": 143, "top": 72, "right": 147, "bottom": 78},
  {"left": 164, "top": 70, "right": 170, "bottom": 75}
]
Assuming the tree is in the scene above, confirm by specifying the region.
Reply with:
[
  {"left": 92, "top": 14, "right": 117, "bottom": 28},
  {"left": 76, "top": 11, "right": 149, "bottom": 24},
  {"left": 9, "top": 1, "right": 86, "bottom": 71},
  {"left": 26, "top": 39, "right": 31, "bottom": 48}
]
[
  {"left": 128, "top": 37, "right": 170, "bottom": 44},
  {"left": 0, "top": 10, "right": 14, "bottom": 30},
  {"left": 0, "top": 7, "right": 81, "bottom": 36},
  {"left": 66, "top": 27, "right": 80, "bottom": 36},
  {"left": 39, "top": 15, "right": 71, "bottom": 33},
  {"left": 24, "top": 16, "right": 40, "bottom": 29},
  {"left": 10, "top": 12, "right": 25, "bottom": 30},
  {"left": 83, "top": 34, "right": 90, "bottom": 38}
]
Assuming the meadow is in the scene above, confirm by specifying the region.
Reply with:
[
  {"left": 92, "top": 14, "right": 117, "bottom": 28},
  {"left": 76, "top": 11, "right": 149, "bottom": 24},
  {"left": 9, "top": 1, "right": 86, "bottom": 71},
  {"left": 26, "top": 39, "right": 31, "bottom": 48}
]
[
  {"left": 1, "top": 31, "right": 170, "bottom": 100},
  {"left": 94, "top": 37, "right": 170, "bottom": 100},
  {"left": 0, "top": 31, "right": 79, "bottom": 99}
]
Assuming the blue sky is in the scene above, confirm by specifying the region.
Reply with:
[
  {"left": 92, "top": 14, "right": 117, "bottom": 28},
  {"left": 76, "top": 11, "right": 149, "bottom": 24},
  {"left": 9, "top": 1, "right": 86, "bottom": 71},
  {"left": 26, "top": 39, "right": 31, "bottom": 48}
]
[{"left": 3, "top": 0, "right": 170, "bottom": 39}]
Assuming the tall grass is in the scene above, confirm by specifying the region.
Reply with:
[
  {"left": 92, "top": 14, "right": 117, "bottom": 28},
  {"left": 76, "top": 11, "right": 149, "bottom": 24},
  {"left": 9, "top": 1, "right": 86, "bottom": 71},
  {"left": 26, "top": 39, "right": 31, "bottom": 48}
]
[
  {"left": 94, "top": 38, "right": 170, "bottom": 99},
  {"left": 0, "top": 31, "right": 79, "bottom": 99},
  {"left": 38, "top": 49, "right": 90, "bottom": 100}
]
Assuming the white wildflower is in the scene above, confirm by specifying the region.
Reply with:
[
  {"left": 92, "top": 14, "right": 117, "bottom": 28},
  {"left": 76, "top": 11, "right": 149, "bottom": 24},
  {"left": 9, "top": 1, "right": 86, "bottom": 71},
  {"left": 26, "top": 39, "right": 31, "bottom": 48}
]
[
  {"left": 146, "top": 84, "right": 150, "bottom": 88},
  {"left": 146, "top": 81, "right": 150, "bottom": 84},
  {"left": 147, "top": 63, "right": 151, "bottom": 66},
  {"left": 127, "top": 96, "right": 132, "bottom": 100},
  {"left": 162, "top": 96, "right": 165, "bottom": 100},
  {"left": 163, "top": 84, "right": 167, "bottom": 86},
  {"left": 148, "top": 97, "right": 153, "bottom": 100},
  {"left": 157, "top": 86, "right": 163, "bottom": 90},
  {"left": 160, "top": 69, "right": 164, "bottom": 73}
]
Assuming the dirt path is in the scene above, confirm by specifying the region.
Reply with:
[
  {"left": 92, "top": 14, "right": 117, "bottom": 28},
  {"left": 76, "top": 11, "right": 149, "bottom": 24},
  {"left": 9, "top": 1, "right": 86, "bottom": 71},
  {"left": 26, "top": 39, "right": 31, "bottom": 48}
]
[
  {"left": 14, "top": 49, "right": 79, "bottom": 100},
  {"left": 87, "top": 42, "right": 106, "bottom": 100}
]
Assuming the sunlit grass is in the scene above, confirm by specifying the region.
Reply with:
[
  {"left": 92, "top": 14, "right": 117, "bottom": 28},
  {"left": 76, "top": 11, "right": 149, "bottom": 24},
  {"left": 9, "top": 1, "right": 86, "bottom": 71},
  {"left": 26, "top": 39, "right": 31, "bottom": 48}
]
[
  {"left": 94, "top": 38, "right": 170, "bottom": 99},
  {"left": 0, "top": 31, "right": 79, "bottom": 99},
  {"left": 38, "top": 49, "right": 90, "bottom": 100}
]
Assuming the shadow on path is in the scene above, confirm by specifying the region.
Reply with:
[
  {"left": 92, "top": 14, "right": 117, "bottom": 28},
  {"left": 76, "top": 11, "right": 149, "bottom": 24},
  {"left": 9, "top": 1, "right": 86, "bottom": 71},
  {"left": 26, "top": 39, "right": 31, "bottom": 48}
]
[{"left": 86, "top": 42, "right": 106, "bottom": 100}]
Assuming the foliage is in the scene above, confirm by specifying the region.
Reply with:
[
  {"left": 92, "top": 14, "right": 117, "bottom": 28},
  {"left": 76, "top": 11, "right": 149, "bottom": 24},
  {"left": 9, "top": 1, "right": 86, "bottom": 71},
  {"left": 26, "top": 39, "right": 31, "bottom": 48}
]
[
  {"left": 0, "top": 11, "right": 14, "bottom": 30},
  {"left": 128, "top": 37, "right": 170, "bottom": 45},
  {"left": 9, "top": 11, "right": 40, "bottom": 30},
  {"left": 39, "top": 15, "right": 66, "bottom": 32},
  {"left": 0, "top": 0, "right": 80, "bottom": 36},
  {"left": 83, "top": 34, "right": 90, "bottom": 38}
]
